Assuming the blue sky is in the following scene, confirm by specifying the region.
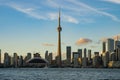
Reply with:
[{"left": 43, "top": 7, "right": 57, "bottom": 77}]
[{"left": 0, "top": 0, "right": 120, "bottom": 60}]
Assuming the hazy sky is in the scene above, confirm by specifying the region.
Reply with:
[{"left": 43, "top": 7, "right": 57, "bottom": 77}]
[{"left": 0, "top": 0, "right": 120, "bottom": 60}]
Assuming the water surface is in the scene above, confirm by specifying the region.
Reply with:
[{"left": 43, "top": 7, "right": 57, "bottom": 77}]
[{"left": 0, "top": 68, "right": 120, "bottom": 80}]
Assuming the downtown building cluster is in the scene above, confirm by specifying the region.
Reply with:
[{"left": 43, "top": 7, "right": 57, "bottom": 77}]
[
  {"left": 63, "top": 38, "right": 120, "bottom": 68},
  {"left": 0, "top": 38, "right": 120, "bottom": 68},
  {"left": 0, "top": 51, "right": 49, "bottom": 68},
  {"left": 47, "top": 38, "right": 120, "bottom": 68}
]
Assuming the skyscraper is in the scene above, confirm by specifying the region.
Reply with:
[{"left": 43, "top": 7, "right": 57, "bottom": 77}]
[
  {"left": 18, "top": 55, "right": 23, "bottom": 67},
  {"left": 102, "top": 51, "right": 109, "bottom": 67},
  {"left": 45, "top": 51, "right": 49, "bottom": 61},
  {"left": 0, "top": 49, "right": 1, "bottom": 64},
  {"left": 82, "top": 48, "right": 87, "bottom": 67},
  {"left": 106, "top": 38, "right": 114, "bottom": 61},
  {"left": 93, "top": 52, "right": 102, "bottom": 67},
  {"left": 78, "top": 49, "right": 82, "bottom": 59},
  {"left": 106, "top": 38, "right": 114, "bottom": 53},
  {"left": 78, "top": 49, "right": 82, "bottom": 66},
  {"left": 27, "top": 53, "right": 31, "bottom": 60},
  {"left": 66, "top": 46, "right": 71, "bottom": 66},
  {"left": 114, "top": 39, "right": 120, "bottom": 61},
  {"left": 88, "top": 50, "right": 91, "bottom": 61},
  {"left": 4, "top": 52, "right": 10, "bottom": 67},
  {"left": 102, "top": 42, "right": 106, "bottom": 53},
  {"left": 114, "top": 36, "right": 120, "bottom": 49},
  {"left": 84, "top": 48, "right": 87, "bottom": 58},
  {"left": 13, "top": 53, "right": 18, "bottom": 68},
  {"left": 48, "top": 52, "right": 53, "bottom": 65},
  {"left": 73, "top": 52, "right": 79, "bottom": 67},
  {"left": 114, "top": 40, "right": 120, "bottom": 49},
  {"left": 57, "top": 9, "right": 62, "bottom": 67}
]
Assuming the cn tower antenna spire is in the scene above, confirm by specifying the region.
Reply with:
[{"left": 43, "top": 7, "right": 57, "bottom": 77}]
[
  {"left": 58, "top": 7, "right": 61, "bottom": 27},
  {"left": 57, "top": 7, "right": 62, "bottom": 67}
]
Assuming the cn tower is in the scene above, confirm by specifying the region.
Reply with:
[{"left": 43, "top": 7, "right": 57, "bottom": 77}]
[{"left": 57, "top": 9, "right": 62, "bottom": 67}]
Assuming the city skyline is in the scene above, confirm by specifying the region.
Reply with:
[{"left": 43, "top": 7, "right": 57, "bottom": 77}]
[{"left": 0, "top": 0, "right": 120, "bottom": 60}]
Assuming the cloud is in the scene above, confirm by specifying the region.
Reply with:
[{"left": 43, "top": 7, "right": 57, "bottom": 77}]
[
  {"left": 7, "top": 3, "right": 46, "bottom": 20},
  {"left": 76, "top": 38, "right": 92, "bottom": 46},
  {"left": 1, "top": 0, "right": 120, "bottom": 24},
  {"left": 48, "top": 12, "right": 79, "bottom": 24},
  {"left": 6, "top": 2, "right": 79, "bottom": 24},
  {"left": 67, "top": 0, "right": 120, "bottom": 22},
  {"left": 102, "top": 0, "right": 120, "bottom": 4},
  {"left": 63, "top": 15, "right": 79, "bottom": 24},
  {"left": 42, "top": 43, "right": 55, "bottom": 46}
]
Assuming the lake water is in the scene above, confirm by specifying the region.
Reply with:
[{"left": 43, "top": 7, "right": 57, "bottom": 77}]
[{"left": 0, "top": 68, "right": 120, "bottom": 80}]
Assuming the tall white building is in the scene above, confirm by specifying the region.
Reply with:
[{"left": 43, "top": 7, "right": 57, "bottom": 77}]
[
  {"left": 106, "top": 39, "right": 114, "bottom": 61},
  {"left": 106, "top": 38, "right": 114, "bottom": 53}
]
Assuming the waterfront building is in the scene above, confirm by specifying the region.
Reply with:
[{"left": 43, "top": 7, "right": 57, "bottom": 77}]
[
  {"left": 66, "top": 46, "right": 71, "bottom": 66},
  {"left": 0, "top": 49, "right": 1, "bottom": 64},
  {"left": 106, "top": 38, "right": 114, "bottom": 53},
  {"left": 78, "top": 49, "right": 82, "bottom": 66},
  {"left": 115, "top": 38, "right": 120, "bottom": 61},
  {"left": 82, "top": 48, "right": 87, "bottom": 67},
  {"left": 102, "top": 42, "right": 106, "bottom": 53},
  {"left": 73, "top": 52, "right": 79, "bottom": 67},
  {"left": 13, "top": 53, "right": 18, "bottom": 68},
  {"left": 48, "top": 52, "right": 53, "bottom": 65},
  {"left": 88, "top": 50, "right": 91, "bottom": 61},
  {"left": 114, "top": 38, "right": 120, "bottom": 49},
  {"left": 106, "top": 38, "right": 114, "bottom": 61},
  {"left": 26, "top": 57, "right": 48, "bottom": 68},
  {"left": 45, "top": 51, "right": 49, "bottom": 61},
  {"left": 111, "top": 52, "right": 116, "bottom": 61},
  {"left": 18, "top": 55, "right": 23, "bottom": 67},
  {"left": 116, "top": 45, "right": 120, "bottom": 61},
  {"left": 102, "top": 51, "right": 109, "bottom": 67},
  {"left": 27, "top": 53, "right": 31, "bottom": 60},
  {"left": 78, "top": 49, "right": 82, "bottom": 60},
  {"left": 4, "top": 52, "right": 10, "bottom": 67},
  {"left": 93, "top": 52, "right": 102, "bottom": 67}
]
